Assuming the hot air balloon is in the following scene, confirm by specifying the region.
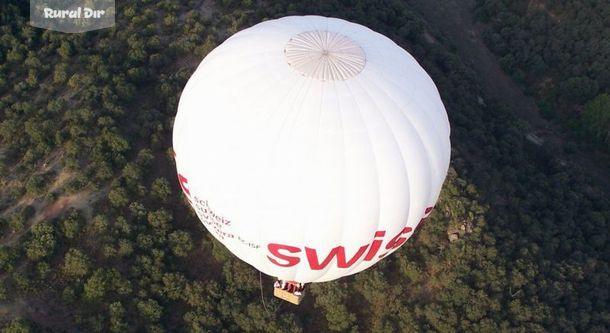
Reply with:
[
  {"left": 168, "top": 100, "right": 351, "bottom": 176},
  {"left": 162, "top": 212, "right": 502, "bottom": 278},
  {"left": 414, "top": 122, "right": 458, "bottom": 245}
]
[{"left": 173, "top": 15, "right": 450, "bottom": 304}]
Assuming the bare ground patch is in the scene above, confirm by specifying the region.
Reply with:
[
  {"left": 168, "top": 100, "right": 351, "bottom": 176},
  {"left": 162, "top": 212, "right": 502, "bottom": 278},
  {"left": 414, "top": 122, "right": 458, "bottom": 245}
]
[{"left": 1, "top": 187, "right": 108, "bottom": 247}]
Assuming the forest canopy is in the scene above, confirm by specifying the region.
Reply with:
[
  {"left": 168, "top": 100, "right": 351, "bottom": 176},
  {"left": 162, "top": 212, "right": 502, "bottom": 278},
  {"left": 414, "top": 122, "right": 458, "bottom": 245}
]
[
  {"left": 0, "top": 0, "right": 608, "bottom": 332},
  {"left": 474, "top": 0, "right": 610, "bottom": 150}
]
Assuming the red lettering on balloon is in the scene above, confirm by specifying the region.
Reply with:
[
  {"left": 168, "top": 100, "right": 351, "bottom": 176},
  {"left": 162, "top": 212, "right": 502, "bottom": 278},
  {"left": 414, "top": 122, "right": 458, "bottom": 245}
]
[
  {"left": 177, "top": 173, "right": 190, "bottom": 197},
  {"left": 364, "top": 230, "right": 386, "bottom": 260},
  {"left": 417, "top": 206, "right": 434, "bottom": 228},
  {"left": 267, "top": 244, "right": 301, "bottom": 267},
  {"left": 305, "top": 245, "right": 369, "bottom": 270},
  {"left": 261, "top": 210, "right": 432, "bottom": 270},
  {"left": 385, "top": 226, "right": 413, "bottom": 250},
  {"left": 377, "top": 226, "right": 414, "bottom": 258}
]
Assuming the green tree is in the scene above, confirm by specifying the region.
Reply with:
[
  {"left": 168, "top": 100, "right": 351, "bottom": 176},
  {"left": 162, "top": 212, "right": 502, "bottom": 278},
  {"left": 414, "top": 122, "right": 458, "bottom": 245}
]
[
  {"left": 25, "top": 174, "right": 45, "bottom": 194},
  {"left": 580, "top": 93, "right": 610, "bottom": 148},
  {"left": 1, "top": 318, "right": 31, "bottom": 333},
  {"left": 61, "top": 209, "right": 83, "bottom": 239},
  {"left": 560, "top": 76, "right": 599, "bottom": 104},
  {"left": 0, "top": 246, "right": 16, "bottom": 272},
  {"left": 108, "top": 187, "right": 129, "bottom": 208},
  {"left": 25, "top": 222, "right": 56, "bottom": 261},
  {"left": 8, "top": 206, "right": 34, "bottom": 233},
  {"left": 136, "top": 148, "right": 154, "bottom": 167},
  {"left": 53, "top": 63, "right": 68, "bottom": 83},
  {"left": 147, "top": 209, "right": 172, "bottom": 232},
  {"left": 8, "top": 213, "right": 25, "bottom": 233},
  {"left": 161, "top": 272, "right": 186, "bottom": 300},
  {"left": 117, "top": 238, "right": 134, "bottom": 257},
  {"left": 0, "top": 282, "right": 6, "bottom": 301},
  {"left": 84, "top": 269, "right": 108, "bottom": 300},
  {"left": 6, "top": 46, "right": 25, "bottom": 63},
  {"left": 121, "top": 162, "right": 141, "bottom": 187},
  {"left": 310, "top": 282, "right": 357, "bottom": 331},
  {"left": 0, "top": 161, "right": 6, "bottom": 178},
  {"left": 168, "top": 230, "right": 193, "bottom": 257},
  {"left": 137, "top": 298, "right": 163, "bottom": 323},
  {"left": 108, "top": 302, "right": 128, "bottom": 333},
  {"left": 151, "top": 177, "right": 171, "bottom": 201},
  {"left": 63, "top": 248, "right": 90, "bottom": 278},
  {"left": 129, "top": 202, "right": 147, "bottom": 220},
  {"left": 57, "top": 40, "right": 72, "bottom": 59}
]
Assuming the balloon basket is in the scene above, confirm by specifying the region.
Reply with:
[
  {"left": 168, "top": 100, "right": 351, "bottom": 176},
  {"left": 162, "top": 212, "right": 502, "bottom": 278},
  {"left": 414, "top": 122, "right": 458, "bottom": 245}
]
[{"left": 273, "top": 287, "right": 304, "bottom": 305}]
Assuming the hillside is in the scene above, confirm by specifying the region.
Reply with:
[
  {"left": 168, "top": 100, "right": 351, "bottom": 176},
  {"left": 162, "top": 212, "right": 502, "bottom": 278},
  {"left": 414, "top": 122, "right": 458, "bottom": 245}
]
[
  {"left": 0, "top": 0, "right": 608, "bottom": 332},
  {"left": 473, "top": 0, "right": 610, "bottom": 154}
]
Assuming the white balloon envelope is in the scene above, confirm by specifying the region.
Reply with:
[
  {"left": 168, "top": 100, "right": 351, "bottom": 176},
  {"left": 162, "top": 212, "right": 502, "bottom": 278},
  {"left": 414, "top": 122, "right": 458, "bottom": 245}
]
[{"left": 173, "top": 16, "right": 451, "bottom": 283}]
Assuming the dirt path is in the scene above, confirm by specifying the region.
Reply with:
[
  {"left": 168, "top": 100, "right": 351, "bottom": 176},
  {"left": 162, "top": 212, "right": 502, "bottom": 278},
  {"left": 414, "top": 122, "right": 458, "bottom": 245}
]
[
  {"left": 0, "top": 296, "right": 75, "bottom": 330},
  {"left": 409, "top": 0, "right": 609, "bottom": 188},
  {"left": 0, "top": 149, "right": 107, "bottom": 246},
  {"left": 32, "top": 187, "right": 105, "bottom": 223},
  {"left": 0, "top": 298, "right": 26, "bottom": 320},
  {"left": 0, "top": 188, "right": 106, "bottom": 247}
]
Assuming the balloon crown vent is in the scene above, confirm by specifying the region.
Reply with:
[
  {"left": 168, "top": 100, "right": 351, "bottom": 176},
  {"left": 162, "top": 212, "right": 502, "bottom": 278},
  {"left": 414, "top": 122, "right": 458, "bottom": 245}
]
[{"left": 284, "top": 30, "right": 366, "bottom": 81}]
